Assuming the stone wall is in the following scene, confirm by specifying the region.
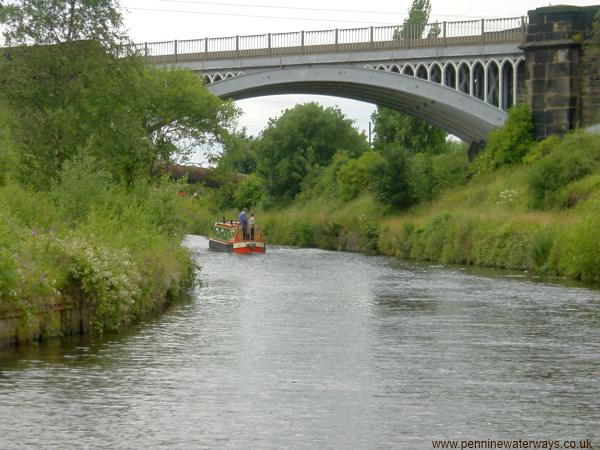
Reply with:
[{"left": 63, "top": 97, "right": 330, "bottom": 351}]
[
  {"left": 521, "top": 5, "right": 600, "bottom": 139},
  {"left": 0, "top": 303, "right": 91, "bottom": 349},
  {"left": 580, "top": 46, "right": 600, "bottom": 126}
]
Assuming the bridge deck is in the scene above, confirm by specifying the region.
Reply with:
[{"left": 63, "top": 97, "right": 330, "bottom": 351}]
[{"left": 131, "top": 17, "right": 527, "bottom": 64}]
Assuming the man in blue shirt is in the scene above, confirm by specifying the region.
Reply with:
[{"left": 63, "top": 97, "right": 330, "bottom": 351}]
[{"left": 238, "top": 208, "right": 248, "bottom": 240}]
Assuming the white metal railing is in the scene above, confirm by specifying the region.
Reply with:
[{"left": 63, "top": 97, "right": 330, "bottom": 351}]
[{"left": 129, "top": 17, "right": 528, "bottom": 63}]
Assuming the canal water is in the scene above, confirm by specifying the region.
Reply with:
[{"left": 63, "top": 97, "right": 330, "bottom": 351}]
[{"left": 1, "top": 235, "right": 599, "bottom": 449}]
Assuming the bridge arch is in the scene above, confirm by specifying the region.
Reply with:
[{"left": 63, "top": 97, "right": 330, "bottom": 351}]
[
  {"left": 207, "top": 66, "right": 508, "bottom": 143},
  {"left": 457, "top": 61, "right": 471, "bottom": 94},
  {"left": 471, "top": 60, "right": 486, "bottom": 101},
  {"left": 429, "top": 62, "right": 443, "bottom": 84},
  {"left": 402, "top": 64, "right": 415, "bottom": 77},
  {"left": 443, "top": 62, "right": 457, "bottom": 89},
  {"left": 389, "top": 64, "right": 402, "bottom": 73},
  {"left": 416, "top": 63, "right": 428, "bottom": 80},
  {"left": 486, "top": 60, "right": 501, "bottom": 107}
]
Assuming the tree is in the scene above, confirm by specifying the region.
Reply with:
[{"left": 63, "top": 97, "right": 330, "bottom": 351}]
[
  {"left": 0, "top": 42, "right": 236, "bottom": 187},
  {"left": 394, "top": 0, "right": 432, "bottom": 39},
  {"left": 255, "top": 103, "right": 368, "bottom": 203},
  {"left": 336, "top": 151, "right": 386, "bottom": 201},
  {"left": 372, "top": 145, "right": 415, "bottom": 210},
  {"left": 383, "top": 1, "right": 448, "bottom": 158},
  {"left": 215, "top": 129, "right": 258, "bottom": 174},
  {"left": 0, "top": 0, "right": 127, "bottom": 49},
  {"left": 371, "top": 107, "right": 447, "bottom": 155},
  {"left": 234, "top": 174, "right": 263, "bottom": 209},
  {"left": 472, "top": 105, "right": 534, "bottom": 175}
]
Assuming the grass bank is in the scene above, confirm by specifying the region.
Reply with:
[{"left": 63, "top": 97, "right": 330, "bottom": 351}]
[
  {"left": 0, "top": 157, "right": 197, "bottom": 345},
  {"left": 185, "top": 130, "right": 600, "bottom": 284}
]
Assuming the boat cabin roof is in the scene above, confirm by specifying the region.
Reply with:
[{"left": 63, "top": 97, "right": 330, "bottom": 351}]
[{"left": 215, "top": 221, "right": 240, "bottom": 228}]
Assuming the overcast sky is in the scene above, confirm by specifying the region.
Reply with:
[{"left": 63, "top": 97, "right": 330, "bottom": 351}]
[{"left": 121, "top": 0, "right": 598, "bottom": 161}]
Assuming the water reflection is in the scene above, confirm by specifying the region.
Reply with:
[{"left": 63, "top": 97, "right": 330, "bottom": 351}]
[{"left": 1, "top": 236, "right": 599, "bottom": 449}]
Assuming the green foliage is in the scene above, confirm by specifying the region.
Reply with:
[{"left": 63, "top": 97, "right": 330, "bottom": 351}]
[
  {"left": 359, "top": 221, "right": 380, "bottom": 254},
  {"left": 394, "top": 0, "right": 431, "bottom": 39},
  {"left": 372, "top": 145, "right": 415, "bottom": 210},
  {"left": 551, "top": 209, "right": 600, "bottom": 282},
  {"left": 337, "top": 151, "right": 386, "bottom": 201},
  {"left": 523, "top": 135, "right": 561, "bottom": 164},
  {"left": 141, "top": 66, "right": 236, "bottom": 166},
  {"left": 51, "top": 152, "right": 113, "bottom": 223},
  {"left": 431, "top": 142, "right": 470, "bottom": 193},
  {"left": 526, "top": 131, "right": 600, "bottom": 209},
  {"left": 216, "top": 129, "right": 257, "bottom": 174},
  {"left": 0, "top": 177, "right": 193, "bottom": 335},
  {"left": 294, "top": 151, "right": 350, "bottom": 202},
  {"left": 255, "top": 102, "right": 368, "bottom": 203},
  {"left": 0, "top": 213, "right": 19, "bottom": 301},
  {"left": 234, "top": 174, "right": 263, "bottom": 209},
  {"left": 531, "top": 229, "right": 554, "bottom": 274},
  {"left": 62, "top": 235, "right": 142, "bottom": 334},
  {"left": 0, "top": 0, "right": 127, "bottom": 49},
  {"left": 371, "top": 106, "right": 447, "bottom": 155},
  {"left": 473, "top": 105, "right": 534, "bottom": 174},
  {"left": 408, "top": 153, "right": 434, "bottom": 203},
  {"left": 0, "top": 43, "right": 235, "bottom": 188}
]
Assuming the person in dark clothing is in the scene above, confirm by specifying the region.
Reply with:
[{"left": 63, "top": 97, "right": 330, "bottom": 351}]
[{"left": 238, "top": 208, "right": 248, "bottom": 240}]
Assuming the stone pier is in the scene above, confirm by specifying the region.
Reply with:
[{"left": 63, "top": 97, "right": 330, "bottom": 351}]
[{"left": 522, "top": 5, "right": 600, "bottom": 139}]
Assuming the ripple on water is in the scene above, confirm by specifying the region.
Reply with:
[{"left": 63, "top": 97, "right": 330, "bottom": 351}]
[{"left": 1, "top": 235, "right": 599, "bottom": 449}]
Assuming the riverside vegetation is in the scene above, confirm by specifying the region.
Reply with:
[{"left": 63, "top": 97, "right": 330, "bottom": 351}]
[
  {"left": 186, "top": 102, "right": 600, "bottom": 283},
  {"left": 0, "top": 0, "right": 236, "bottom": 342},
  {"left": 180, "top": 6, "right": 600, "bottom": 283},
  {"left": 1, "top": 0, "right": 600, "bottom": 346},
  {"left": 184, "top": 4, "right": 600, "bottom": 284}
]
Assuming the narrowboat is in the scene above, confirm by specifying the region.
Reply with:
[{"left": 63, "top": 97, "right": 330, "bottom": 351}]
[{"left": 208, "top": 221, "right": 266, "bottom": 253}]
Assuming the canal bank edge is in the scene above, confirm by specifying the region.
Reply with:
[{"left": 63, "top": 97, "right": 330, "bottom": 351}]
[
  {"left": 0, "top": 287, "right": 184, "bottom": 349},
  {"left": 0, "top": 295, "right": 171, "bottom": 350}
]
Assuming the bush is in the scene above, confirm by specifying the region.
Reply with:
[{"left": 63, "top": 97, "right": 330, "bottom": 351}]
[
  {"left": 431, "top": 143, "right": 469, "bottom": 194},
  {"left": 359, "top": 222, "right": 380, "bottom": 254},
  {"left": 61, "top": 235, "right": 142, "bottom": 334},
  {"left": 473, "top": 105, "right": 534, "bottom": 174},
  {"left": 408, "top": 153, "right": 434, "bottom": 203},
  {"left": 0, "top": 213, "right": 19, "bottom": 302},
  {"left": 51, "top": 152, "right": 114, "bottom": 223},
  {"left": 234, "top": 174, "right": 264, "bottom": 210},
  {"left": 337, "top": 151, "right": 385, "bottom": 201},
  {"left": 527, "top": 131, "right": 600, "bottom": 209},
  {"left": 0, "top": 176, "right": 194, "bottom": 338},
  {"left": 373, "top": 145, "right": 415, "bottom": 210},
  {"left": 297, "top": 151, "right": 350, "bottom": 202},
  {"left": 552, "top": 212, "right": 600, "bottom": 282}
]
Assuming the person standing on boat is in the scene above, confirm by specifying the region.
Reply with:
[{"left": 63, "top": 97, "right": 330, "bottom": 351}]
[
  {"left": 239, "top": 208, "right": 248, "bottom": 240},
  {"left": 249, "top": 212, "right": 255, "bottom": 241}
]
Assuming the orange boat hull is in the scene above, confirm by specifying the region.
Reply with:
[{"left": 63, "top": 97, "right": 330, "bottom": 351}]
[{"left": 232, "top": 241, "right": 266, "bottom": 253}]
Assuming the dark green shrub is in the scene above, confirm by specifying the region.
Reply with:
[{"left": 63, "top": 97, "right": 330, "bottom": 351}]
[
  {"left": 337, "top": 151, "right": 386, "bottom": 201},
  {"left": 51, "top": 152, "right": 113, "bottom": 223},
  {"left": 410, "top": 213, "right": 452, "bottom": 261},
  {"left": 373, "top": 145, "right": 415, "bottom": 210},
  {"left": 359, "top": 222, "right": 380, "bottom": 254},
  {"left": 531, "top": 229, "right": 554, "bottom": 274},
  {"left": 527, "top": 131, "right": 600, "bottom": 209},
  {"left": 432, "top": 143, "right": 470, "bottom": 193},
  {"left": 408, "top": 153, "right": 434, "bottom": 203},
  {"left": 473, "top": 105, "right": 534, "bottom": 174},
  {"left": 234, "top": 174, "right": 263, "bottom": 209},
  {"left": 553, "top": 212, "right": 600, "bottom": 282}
]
